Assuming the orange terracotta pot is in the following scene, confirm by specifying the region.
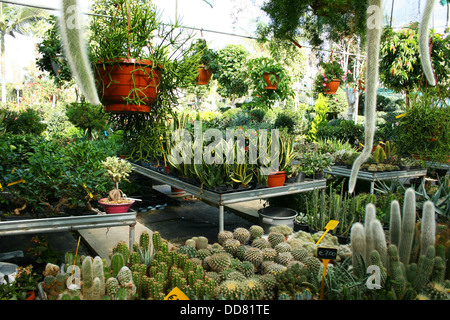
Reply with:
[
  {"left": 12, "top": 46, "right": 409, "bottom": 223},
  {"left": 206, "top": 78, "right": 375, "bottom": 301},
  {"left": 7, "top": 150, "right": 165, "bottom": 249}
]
[
  {"left": 95, "top": 58, "right": 162, "bottom": 113},
  {"left": 196, "top": 67, "right": 213, "bottom": 85},
  {"left": 324, "top": 79, "right": 341, "bottom": 94},
  {"left": 267, "top": 171, "right": 286, "bottom": 187},
  {"left": 263, "top": 72, "right": 280, "bottom": 90}
]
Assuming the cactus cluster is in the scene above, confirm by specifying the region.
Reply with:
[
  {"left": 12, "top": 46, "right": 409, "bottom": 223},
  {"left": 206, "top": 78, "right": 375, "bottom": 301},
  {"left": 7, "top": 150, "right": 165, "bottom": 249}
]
[{"left": 349, "top": 187, "right": 449, "bottom": 300}]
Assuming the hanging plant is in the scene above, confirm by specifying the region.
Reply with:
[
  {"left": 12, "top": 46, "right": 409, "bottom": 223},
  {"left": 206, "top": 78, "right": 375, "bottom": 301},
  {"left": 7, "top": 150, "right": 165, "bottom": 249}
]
[
  {"left": 89, "top": 0, "right": 202, "bottom": 115},
  {"left": 192, "top": 39, "right": 219, "bottom": 85},
  {"left": 313, "top": 60, "right": 345, "bottom": 95},
  {"left": 248, "top": 57, "right": 293, "bottom": 107}
]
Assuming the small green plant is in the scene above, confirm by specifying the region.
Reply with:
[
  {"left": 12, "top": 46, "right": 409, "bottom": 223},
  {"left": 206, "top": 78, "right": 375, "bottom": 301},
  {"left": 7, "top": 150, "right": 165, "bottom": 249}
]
[{"left": 101, "top": 156, "right": 132, "bottom": 202}]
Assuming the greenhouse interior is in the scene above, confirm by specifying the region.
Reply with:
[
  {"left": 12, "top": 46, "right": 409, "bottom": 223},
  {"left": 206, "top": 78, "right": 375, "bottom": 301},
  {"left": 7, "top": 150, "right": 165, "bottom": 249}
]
[{"left": 0, "top": 0, "right": 449, "bottom": 305}]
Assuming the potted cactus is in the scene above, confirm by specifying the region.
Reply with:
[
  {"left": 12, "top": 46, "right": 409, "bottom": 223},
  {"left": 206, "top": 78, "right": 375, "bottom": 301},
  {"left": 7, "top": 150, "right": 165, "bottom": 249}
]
[{"left": 98, "top": 157, "right": 134, "bottom": 214}]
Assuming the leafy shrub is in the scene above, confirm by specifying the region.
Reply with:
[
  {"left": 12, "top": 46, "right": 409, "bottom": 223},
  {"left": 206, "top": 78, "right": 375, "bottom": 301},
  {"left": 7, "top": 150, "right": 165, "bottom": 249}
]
[
  {"left": 1, "top": 108, "right": 46, "bottom": 135},
  {"left": 316, "top": 119, "right": 364, "bottom": 145}
]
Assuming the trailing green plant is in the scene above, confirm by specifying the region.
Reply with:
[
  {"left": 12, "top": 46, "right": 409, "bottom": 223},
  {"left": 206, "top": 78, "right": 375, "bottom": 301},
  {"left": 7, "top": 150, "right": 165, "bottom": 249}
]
[
  {"left": 313, "top": 60, "right": 345, "bottom": 95},
  {"left": 247, "top": 56, "right": 293, "bottom": 107}
]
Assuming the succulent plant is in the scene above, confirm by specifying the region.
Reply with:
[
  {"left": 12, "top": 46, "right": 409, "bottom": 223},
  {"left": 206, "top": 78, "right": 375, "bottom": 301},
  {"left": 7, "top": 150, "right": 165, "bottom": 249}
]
[
  {"left": 243, "top": 247, "right": 264, "bottom": 268},
  {"left": 249, "top": 225, "right": 265, "bottom": 239},
  {"left": 218, "top": 230, "right": 234, "bottom": 245},
  {"left": 268, "top": 231, "right": 286, "bottom": 248},
  {"left": 233, "top": 227, "right": 251, "bottom": 244},
  {"left": 208, "top": 252, "right": 232, "bottom": 272}
]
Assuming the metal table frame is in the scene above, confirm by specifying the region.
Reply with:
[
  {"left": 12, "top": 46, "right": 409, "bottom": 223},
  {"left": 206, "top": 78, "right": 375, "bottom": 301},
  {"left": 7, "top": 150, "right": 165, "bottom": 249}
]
[
  {"left": 324, "top": 166, "right": 428, "bottom": 194},
  {"left": 0, "top": 212, "right": 137, "bottom": 251},
  {"left": 131, "top": 163, "right": 326, "bottom": 232}
]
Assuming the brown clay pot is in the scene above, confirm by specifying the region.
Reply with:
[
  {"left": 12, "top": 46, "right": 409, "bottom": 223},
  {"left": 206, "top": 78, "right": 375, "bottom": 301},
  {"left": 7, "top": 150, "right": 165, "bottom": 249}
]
[
  {"left": 196, "top": 66, "right": 213, "bottom": 85},
  {"left": 263, "top": 72, "right": 280, "bottom": 90},
  {"left": 95, "top": 58, "right": 162, "bottom": 113},
  {"left": 324, "top": 79, "right": 341, "bottom": 94},
  {"left": 267, "top": 171, "right": 286, "bottom": 187}
]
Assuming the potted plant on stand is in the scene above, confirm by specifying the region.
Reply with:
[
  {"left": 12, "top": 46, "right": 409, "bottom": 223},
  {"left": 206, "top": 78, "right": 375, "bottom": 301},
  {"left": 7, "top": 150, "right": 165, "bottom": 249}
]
[
  {"left": 266, "top": 131, "right": 297, "bottom": 187},
  {"left": 98, "top": 156, "right": 134, "bottom": 214},
  {"left": 314, "top": 60, "right": 345, "bottom": 95}
]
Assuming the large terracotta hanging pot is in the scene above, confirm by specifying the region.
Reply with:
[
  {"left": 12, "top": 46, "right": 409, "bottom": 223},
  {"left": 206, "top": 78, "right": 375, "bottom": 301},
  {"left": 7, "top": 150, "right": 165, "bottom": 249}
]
[
  {"left": 263, "top": 72, "right": 280, "bottom": 90},
  {"left": 95, "top": 58, "right": 162, "bottom": 113},
  {"left": 324, "top": 79, "right": 341, "bottom": 94},
  {"left": 196, "top": 66, "right": 213, "bottom": 85}
]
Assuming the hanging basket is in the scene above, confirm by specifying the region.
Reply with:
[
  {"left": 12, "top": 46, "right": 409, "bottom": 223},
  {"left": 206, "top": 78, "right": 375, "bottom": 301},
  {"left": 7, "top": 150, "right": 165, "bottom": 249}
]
[
  {"left": 324, "top": 79, "right": 341, "bottom": 94},
  {"left": 263, "top": 72, "right": 280, "bottom": 90},
  {"left": 95, "top": 58, "right": 162, "bottom": 113},
  {"left": 196, "top": 66, "right": 213, "bottom": 85}
]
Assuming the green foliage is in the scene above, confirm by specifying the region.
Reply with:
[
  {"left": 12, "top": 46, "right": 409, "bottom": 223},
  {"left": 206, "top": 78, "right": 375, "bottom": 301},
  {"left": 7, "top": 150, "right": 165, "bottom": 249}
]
[
  {"left": 215, "top": 44, "right": 250, "bottom": 101},
  {"left": 0, "top": 108, "right": 46, "bottom": 135},
  {"left": 65, "top": 101, "right": 107, "bottom": 139},
  {"left": 379, "top": 25, "right": 450, "bottom": 95},
  {"left": 316, "top": 119, "right": 364, "bottom": 145},
  {"left": 393, "top": 87, "right": 450, "bottom": 164},
  {"left": 259, "top": 0, "right": 368, "bottom": 47},
  {"left": 308, "top": 94, "right": 329, "bottom": 141}
]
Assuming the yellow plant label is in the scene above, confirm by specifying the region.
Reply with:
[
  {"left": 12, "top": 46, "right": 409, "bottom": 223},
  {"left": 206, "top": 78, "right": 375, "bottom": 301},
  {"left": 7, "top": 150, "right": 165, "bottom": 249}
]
[
  {"left": 7, "top": 179, "right": 26, "bottom": 186},
  {"left": 395, "top": 113, "right": 407, "bottom": 119},
  {"left": 164, "top": 287, "right": 189, "bottom": 300},
  {"left": 315, "top": 220, "right": 339, "bottom": 245},
  {"left": 0, "top": 182, "right": 2, "bottom": 191}
]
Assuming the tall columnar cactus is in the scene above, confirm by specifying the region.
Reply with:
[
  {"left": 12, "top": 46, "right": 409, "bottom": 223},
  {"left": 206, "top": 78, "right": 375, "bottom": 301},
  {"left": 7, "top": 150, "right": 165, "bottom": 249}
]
[
  {"left": 364, "top": 204, "right": 376, "bottom": 261},
  {"left": 419, "top": 0, "right": 437, "bottom": 86},
  {"left": 139, "top": 231, "right": 150, "bottom": 249},
  {"left": 398, "top": 188, "right": 416, "bottom": 265},
  {"left": 387, "top": 245, "right": 407, "bottom": 298},
  {"left": 389, "top": 200, "right": 401, "bottom": 247},
  {"left": 58, "top": 0, "right": 100, "bottom": 105},
  {"left": 81, "top": 256, "right": 94, "bottom": 300},
  {"left": 153, "top": 231, "right": 162, "bottom": 251},
  {"left": 110, "top": 252, "right": 125, "bottom": 278},
  {"left": 113, "top": 241, "right": 130, "bottom": 265},
  {"left": 420, "top": 201, "right": 436, "bottom": 256},
  {"left": 371, "top": 219, "right": 388, "bottom": 267},
  {"left": 350, "top": 222, "right": 366, "bottom": 276},
  {"left": 93, "top": 256, "right": 105, "bottom": 297},
  {"left": 348, "top": 0, "right": 383, "bottom": 193},
  {"left": 413, "top": 245, "right": 436, "bottom": 291}
]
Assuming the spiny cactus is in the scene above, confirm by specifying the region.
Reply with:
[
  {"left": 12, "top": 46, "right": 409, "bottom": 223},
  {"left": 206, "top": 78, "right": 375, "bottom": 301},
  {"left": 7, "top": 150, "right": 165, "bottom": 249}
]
[
  {"left": 364, "top": 203, "right": 376, "bottom": 260},
  {"left": 420, "top": 201, "right": 436, "bottom": 256},
  {"left": 218, "top": 230, "right": 234, "bottom": 245},
  {"left": 398, "top": 188, "right": 416, "bottom": 265},
  {"left": 110, "top": 252, "right": 125, "bottom": 278},
  {"left": 139, "top": 231, "right": 150, "bottom": 249},
  {"left": 389, "top": 200, "right": 401, "bottom": 247},
  {"left": 387, "top": 244, "right": 407, "bottom": 298},
  {"left": 242, "top": 278, "right": 265, "bottom": 300},
  {"left": 177, "top": 245, "right": 198, "bottom": 259},
  {"left": 371, "top": 218, "right": 387, "bottom": 267},
  {"left": 106, "top": 277, "right": 119, "bottom": 298},
  {"left": 81, "top": 256, "right": 94, "bottom": 300},
  {"left": 243, "top": 247, "right": 264, "bottom": 268},
  {"left": 268, "top": 231, "right": 285, "bottom": 248},
  {"left": 208, "top": 252, "right": 232, "bottom": 272},
  {"left": 350, "top": 222, "right": 366, "bottom": 276},
  {"left": 152, "top": 231, "right": 162, "bottom": 251},
  {"left": 112, "top": 241, "right": 130, "bottom": 266},
  {"left": 274, "top": 242, "right": 292, "bottom": 254},
  {"left": 348, "top": 0, "right": 383, "bottom": 193},
  {"left": 249, "top": 225, "right": 264, "bottom": 239},
  {"left": 233, "top": 227, "right": 251, "bottom": 244},
  {"left": 413, "top": 245, "right": 436, "bottom": 291},
  {"left": 252, "top": 238, "right": 270, "bottom": 250},
  {"left": 261, "top": 248, "right": 278, "bottom": 261},
  {"left": 223, "top": 238, "right": 241, "bottom": 256},
  {"left": 275, "top": 252, "right": 294, "bottom": 266},
  {"left": 215, "top": 280, "right": 243, "bottom": 300}
]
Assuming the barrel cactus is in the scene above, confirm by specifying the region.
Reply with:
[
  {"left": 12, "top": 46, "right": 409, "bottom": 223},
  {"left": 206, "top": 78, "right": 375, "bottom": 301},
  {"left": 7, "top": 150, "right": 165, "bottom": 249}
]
[{"left": 233, "top": 227, "right": 251, "bottom": 244}]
